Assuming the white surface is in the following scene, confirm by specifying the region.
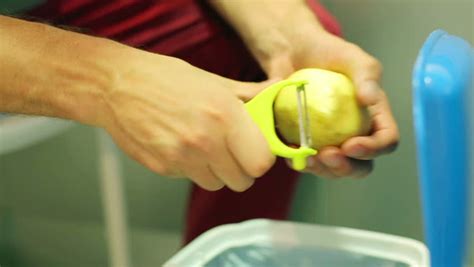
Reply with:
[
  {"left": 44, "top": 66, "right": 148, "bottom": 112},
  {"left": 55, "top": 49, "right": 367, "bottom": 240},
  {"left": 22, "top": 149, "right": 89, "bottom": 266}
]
[
  {"left": 164, "top": 219, "right": 430, "bottom": 267},
  {"left": 0, "top": 115, "right": 73, "bottom": 155}
]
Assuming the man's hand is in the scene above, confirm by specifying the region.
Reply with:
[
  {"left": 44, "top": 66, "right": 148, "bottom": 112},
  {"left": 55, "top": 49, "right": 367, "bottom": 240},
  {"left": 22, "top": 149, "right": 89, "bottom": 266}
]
[
  {"left": 210, "top": 0, "right": 399, "bottom": 178},
  {"left": 101, "top": 53, "right": 276, "bottom": 191},
  {"left": 269, "top": 31, "right": 399, "bottom": 179},
  {"left": 0, "top": 15, "right": 275, "bottom": 191}
]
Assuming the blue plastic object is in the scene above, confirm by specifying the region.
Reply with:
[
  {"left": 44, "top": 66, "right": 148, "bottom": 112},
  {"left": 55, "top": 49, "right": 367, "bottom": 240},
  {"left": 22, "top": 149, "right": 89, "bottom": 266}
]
[{"left": 413, "top": 30, "right": 473, "bottom": 267}]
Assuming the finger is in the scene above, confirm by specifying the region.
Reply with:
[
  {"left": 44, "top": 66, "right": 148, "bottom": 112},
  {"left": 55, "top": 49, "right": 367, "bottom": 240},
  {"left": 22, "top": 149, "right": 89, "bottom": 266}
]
[
  {"left": 316, "top": 147, "right": 374, "bottom": 178},
  {"left": 317, "top": 147, "right": 352, "bottom": 177},
  {"left": 298, "top": 157, "right": 339, "bottom": 179},
  {"left": 342, "top": 92, "right": 399, "bottom": 159},
  {"left": 192, "top": 102, "right": 257, "bottom": 192},
  {"left": 342, "top": 132, "right": 398, "bottom": 160},
  {"left": 209, "top": 140, "right": 255, "bottom": 192},
  {"left": 356, "top": 80, "right": 383, "bottom": 106},
  {"left": 167, "top": 131, "right": 225, "bottom": 191},
  {"left": 107, "top": 127, "right": 169, "bottom": 176},
  {"left": 226, "top": 101, "right": 276, "bottom": 178},
  {"left": 232, "top": 78, "right": 282, "bottom": 102},
  {"left": 184, "top": 164, "right": 225, "bottom": 191},
  {"left": 319, "top": 152, "right": 375, "bottom": 179},
  {"left": 323, "top": 37, "right": 383, "bottom": 106},
  {"left": 285, "top": 156, "right": 339, "bottom": 179},
  {"left": 349, "top": 159, "right": 374, "bottom": 178},
  {"left": 260, "top": 52, "right": 295, "bottom": 79},
  {"left": 211, "top": 164, "right": 254, "bottom": 192},
  {"left": 340, "top": 45, "right": 383, "bottom": 106}
]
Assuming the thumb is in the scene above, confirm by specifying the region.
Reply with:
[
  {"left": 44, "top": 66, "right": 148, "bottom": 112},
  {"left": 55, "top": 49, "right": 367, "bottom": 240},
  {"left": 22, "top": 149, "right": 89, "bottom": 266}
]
[
  {"left": 324, "top": 36, "right": 383, "bottom": 106},
  {"left": 233, "top": 78, "right": 283, "bottom": 102},
  {"left": 350, "top": 57, "right": 383, "bottom": 106},
  {"left": 340, "top": 45, "right": 383, "bottom": 106}
]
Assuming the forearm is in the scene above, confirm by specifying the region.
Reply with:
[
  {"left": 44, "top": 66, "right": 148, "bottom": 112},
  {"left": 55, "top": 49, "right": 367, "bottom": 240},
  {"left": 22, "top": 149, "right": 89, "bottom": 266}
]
[
  {"left": 208, "top": 0, "right": 324, "bottom": 65},
  {"left": 0, "top": 15, "right": 124, "bottom": 126}
]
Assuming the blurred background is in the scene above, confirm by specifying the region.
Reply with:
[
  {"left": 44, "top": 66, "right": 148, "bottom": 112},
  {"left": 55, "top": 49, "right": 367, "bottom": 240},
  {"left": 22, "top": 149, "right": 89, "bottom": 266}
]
[{"left": 0, "top": 0, "right": 472, "bottom": 266}]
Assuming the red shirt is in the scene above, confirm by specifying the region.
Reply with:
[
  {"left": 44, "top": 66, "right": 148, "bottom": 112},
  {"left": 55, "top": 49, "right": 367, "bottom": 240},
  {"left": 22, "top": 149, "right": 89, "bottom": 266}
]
[
  {"left": 27, "top": 0, "right": 341, "bottom": 243},
  {"left": 28, "top": 0, "right": 340, "bottom": 80}
]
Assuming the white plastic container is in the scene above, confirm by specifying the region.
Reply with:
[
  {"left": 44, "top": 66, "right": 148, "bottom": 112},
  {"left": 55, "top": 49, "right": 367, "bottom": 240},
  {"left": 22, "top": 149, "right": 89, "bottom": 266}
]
[{"left": 164, "top": 219, "right": 429, "bottom": 267}]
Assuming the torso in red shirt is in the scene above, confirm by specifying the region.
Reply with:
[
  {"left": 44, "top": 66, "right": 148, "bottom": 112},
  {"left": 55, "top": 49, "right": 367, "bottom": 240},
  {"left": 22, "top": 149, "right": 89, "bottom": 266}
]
[
  {"left": 28, "top": 0, "right": 340, "bottom": 80},
  {"left": 27, "top": 0, "right": 341, "bottom": 243}
]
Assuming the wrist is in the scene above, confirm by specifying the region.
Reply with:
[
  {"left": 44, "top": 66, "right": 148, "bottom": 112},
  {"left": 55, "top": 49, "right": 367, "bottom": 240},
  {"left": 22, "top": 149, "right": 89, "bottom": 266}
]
[
  {"left": 210, "top": 1, "right": 326, "bottom": 75},
  {"left": 246, "top": 20, "right": 326, "bottom": 77},
  {"left": 38, "top": 31, "right": 122, "bottom": 127}
]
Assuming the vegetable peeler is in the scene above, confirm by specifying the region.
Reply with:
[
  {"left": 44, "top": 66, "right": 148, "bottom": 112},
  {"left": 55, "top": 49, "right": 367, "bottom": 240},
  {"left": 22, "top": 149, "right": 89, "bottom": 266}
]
[{"left": 245, "top": 79, "right": 317, "bottom": 171}]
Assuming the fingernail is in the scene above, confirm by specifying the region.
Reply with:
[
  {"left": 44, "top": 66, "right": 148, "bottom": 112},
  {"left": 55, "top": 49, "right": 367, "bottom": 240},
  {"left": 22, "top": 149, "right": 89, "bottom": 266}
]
[{"left": 323, "top": 155, "right": 343, "bottom": 168}]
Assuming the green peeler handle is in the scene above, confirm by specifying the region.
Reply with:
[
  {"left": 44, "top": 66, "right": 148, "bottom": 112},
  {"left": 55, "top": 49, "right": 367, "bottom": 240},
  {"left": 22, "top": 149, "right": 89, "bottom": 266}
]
[{"left": 244, "top": 79, "right": 317, "bottom": 171}]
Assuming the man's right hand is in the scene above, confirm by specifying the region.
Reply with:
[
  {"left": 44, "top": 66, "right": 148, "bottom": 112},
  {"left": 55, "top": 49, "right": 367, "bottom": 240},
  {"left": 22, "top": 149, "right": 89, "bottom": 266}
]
[
  {"left": 99, "top": 53, "right": 276, "bottom": 192},
  {"left": 0, "top": 15, "right": 275, "bottom": 192}
]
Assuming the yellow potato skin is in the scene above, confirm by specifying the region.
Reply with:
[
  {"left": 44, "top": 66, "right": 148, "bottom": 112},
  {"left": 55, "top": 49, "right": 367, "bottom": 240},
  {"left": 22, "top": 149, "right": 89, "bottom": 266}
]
[{"left": 274, "top": 69, "right": 371, "bottom": 149}]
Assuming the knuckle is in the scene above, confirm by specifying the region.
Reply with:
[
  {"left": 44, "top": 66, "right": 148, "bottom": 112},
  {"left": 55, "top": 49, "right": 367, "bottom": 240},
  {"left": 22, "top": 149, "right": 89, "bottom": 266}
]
[
  {"left": 332, "top": 163, "right": 353, "bottom": 178},
  {"left": 203, "top": 180, "right": 225, "bottom": 191},
  {"left": 181, "top": 131, "right": 213, "bottom": 153},
  {"left": 157, "top": 165, "right": 173, "bottom": 177},
  {"left": 362, "top": 56, "right": 383, "bottom": 79},
  {"left": 162, "top": 147, "right": 183, "bottom": 165},
  {"left": 138, "top": 156, "right": 169, "bottom": 176},
  {"left": 347, "top": 42, "right": 382, "bottom": 73},
  {"left": 347, "top": 43, "right": 363, "bottom": 53},
  {"left": 247, "top": 156, "right": 275, "bottom": 177},
  {"left": 232, "top": 179, "right": 255, "bottom": 193},
  {"left": 366, "top": 57, "right": 383, "bottom": 75},
  {"left": 192, "top": 173, "right": 225, "bottom": 191},
  {"left": 203, "top": 105, "right": 228, "bottom": 125},
  {"left": 378, "top": 89, "right": 388, "bottom": 99}
]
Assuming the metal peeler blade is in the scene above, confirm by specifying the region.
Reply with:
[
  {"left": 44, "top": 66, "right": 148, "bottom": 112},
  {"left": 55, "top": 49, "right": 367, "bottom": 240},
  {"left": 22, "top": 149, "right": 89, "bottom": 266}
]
[{"left": 296, "top": 84, "right": 312, "bottom": 148}]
